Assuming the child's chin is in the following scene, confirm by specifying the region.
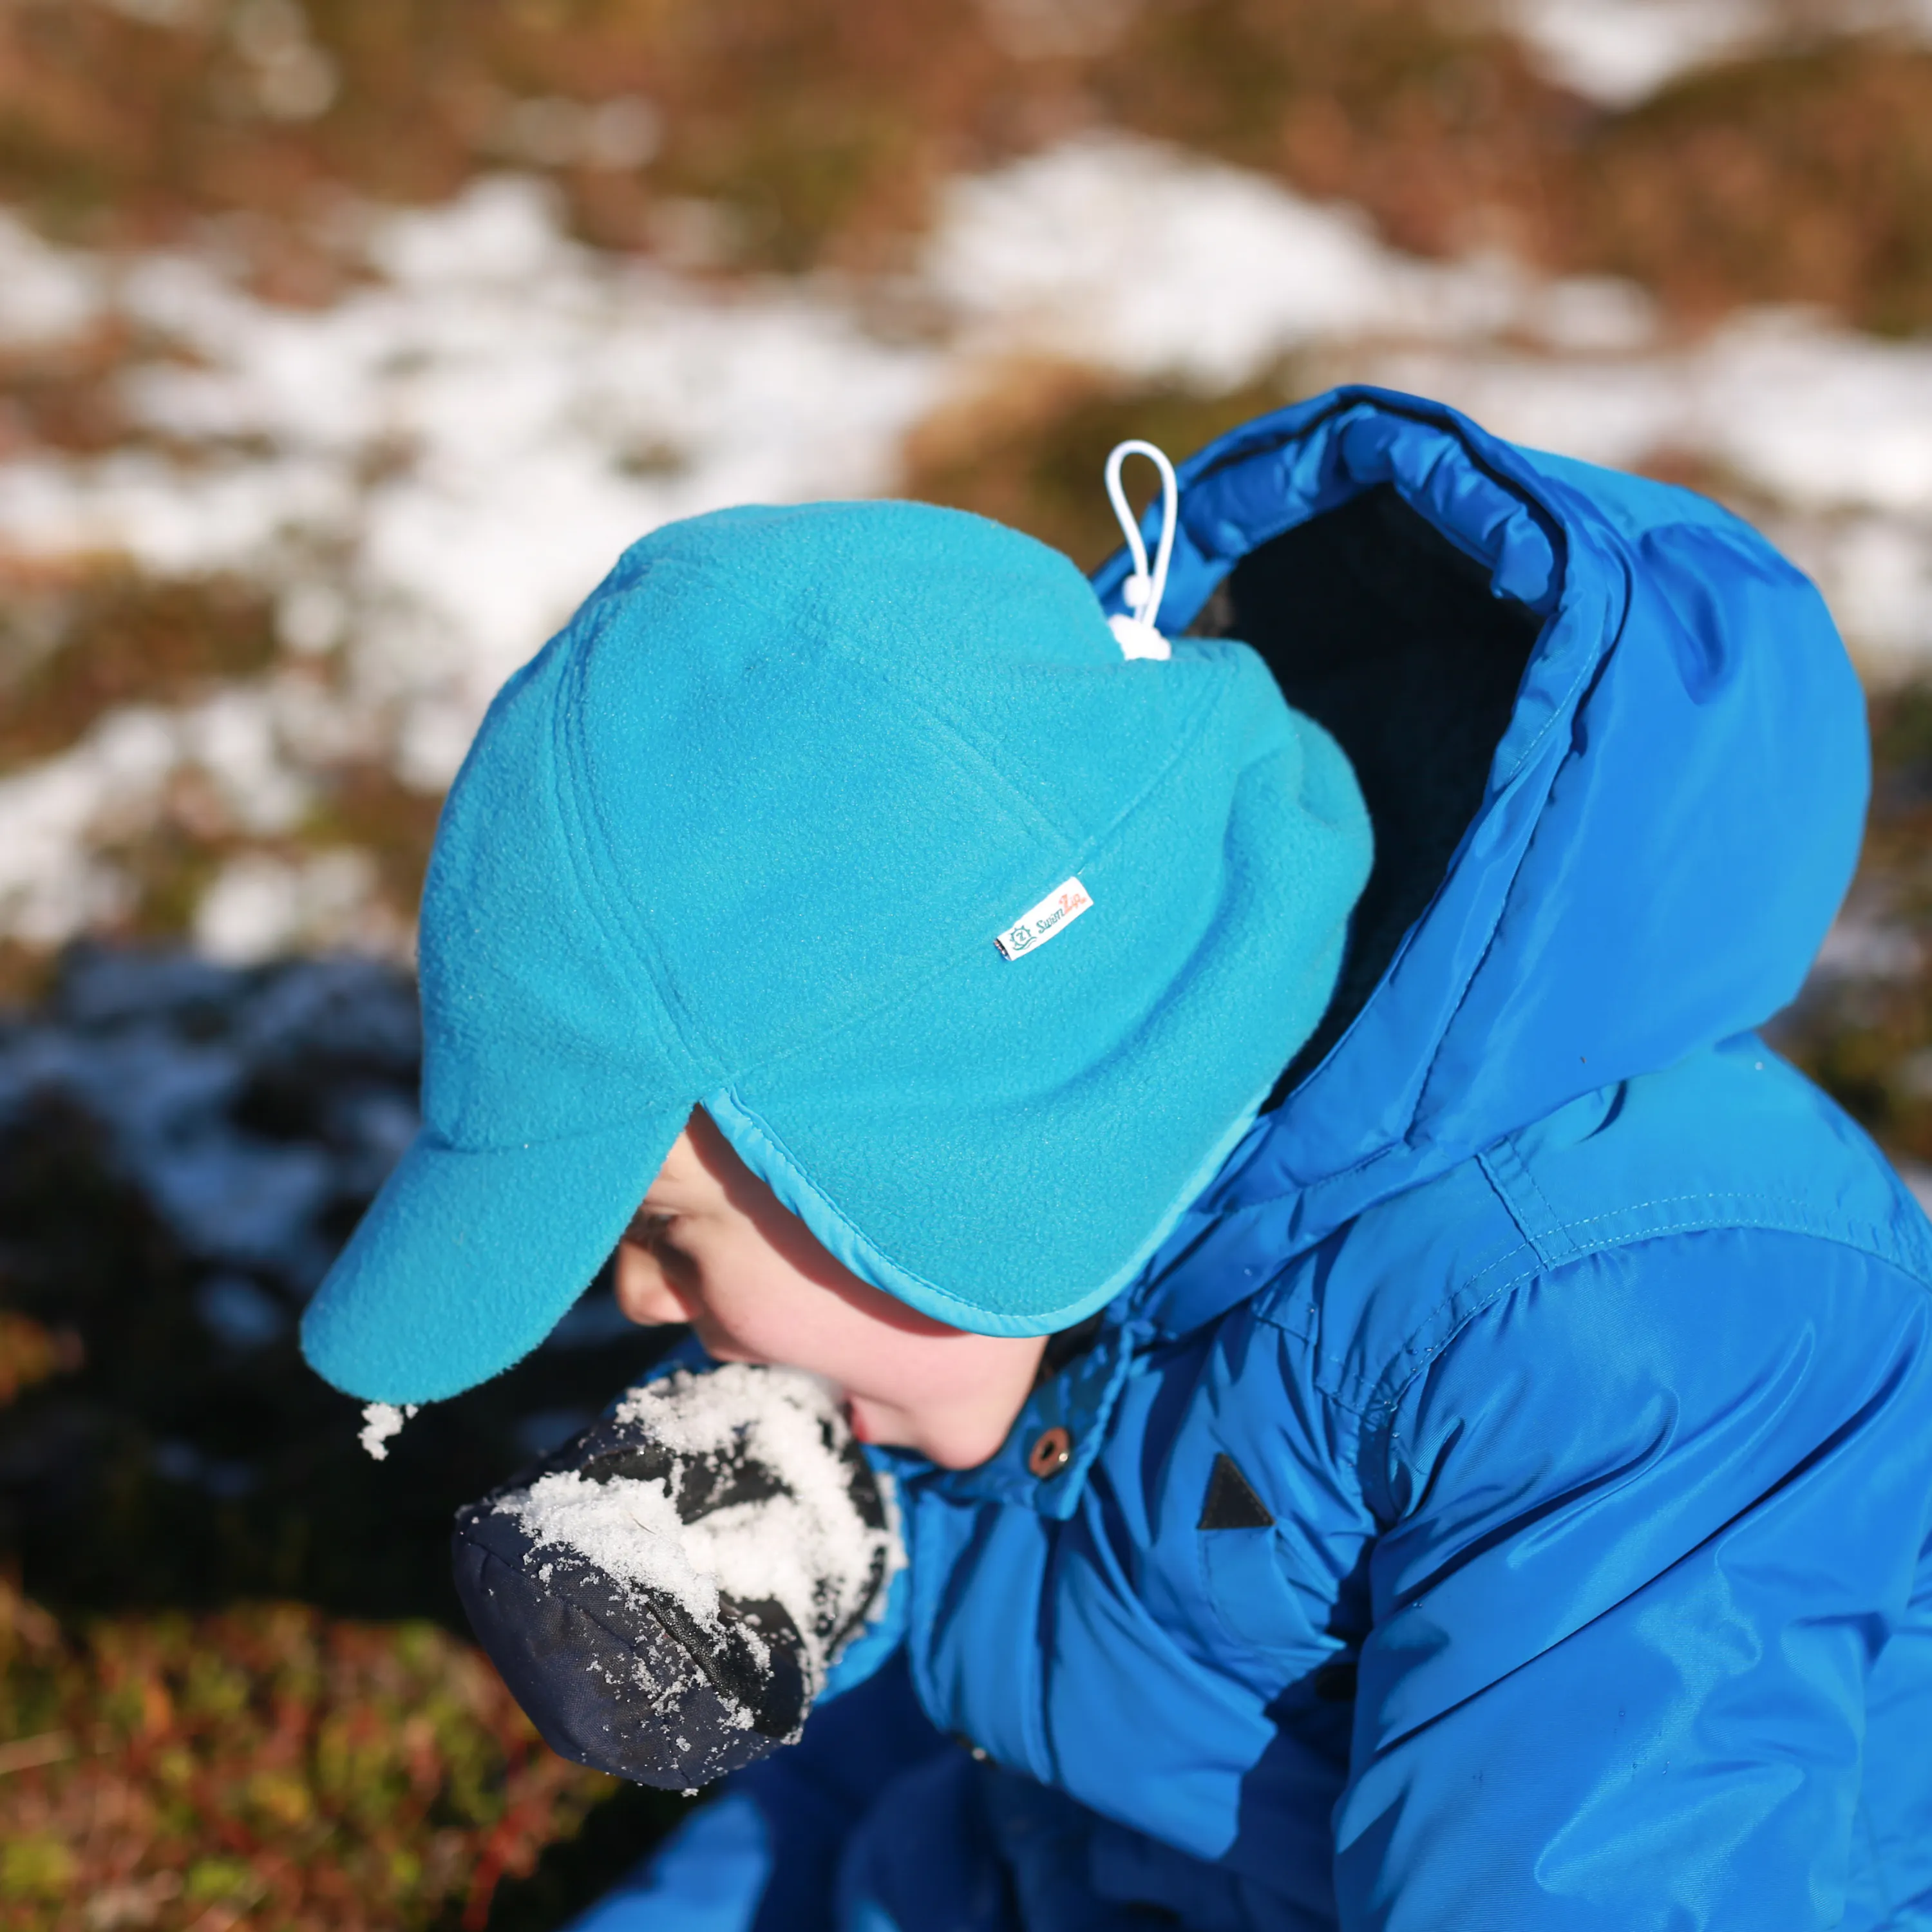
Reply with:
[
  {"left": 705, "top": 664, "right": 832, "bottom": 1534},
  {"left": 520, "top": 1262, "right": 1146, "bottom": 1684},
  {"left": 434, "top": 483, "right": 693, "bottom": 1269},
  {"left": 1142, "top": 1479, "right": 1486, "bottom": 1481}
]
[{"left": 846, "top": 1397, "right": 921, "bottom": 1456}]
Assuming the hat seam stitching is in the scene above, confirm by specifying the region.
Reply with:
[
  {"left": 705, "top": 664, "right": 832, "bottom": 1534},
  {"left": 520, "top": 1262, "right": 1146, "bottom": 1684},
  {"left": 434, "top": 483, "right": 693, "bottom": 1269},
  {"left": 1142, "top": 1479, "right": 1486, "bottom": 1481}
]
[
  {"left": 562, "top": 555, "right": 1091, "bottom": 1065},
  {"left": 667, "top": 553, "right": 1203, "bottom": 854},
  {"left": 564, "top": 553, "right": 1232, "bottom": 1079},
  {"left": 554, "top": 598, "right": 723, "bottom": 1080},
  {"left": 725, "top": 658, "right": 1258, "bottom": 1090}
]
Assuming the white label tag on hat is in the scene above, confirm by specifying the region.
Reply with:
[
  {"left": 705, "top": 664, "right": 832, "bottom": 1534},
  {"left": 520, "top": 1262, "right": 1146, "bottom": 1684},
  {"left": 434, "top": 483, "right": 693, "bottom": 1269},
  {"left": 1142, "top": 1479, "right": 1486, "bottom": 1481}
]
[{"left": 994, "top": 877, "right": 1093, "bottom": 960}]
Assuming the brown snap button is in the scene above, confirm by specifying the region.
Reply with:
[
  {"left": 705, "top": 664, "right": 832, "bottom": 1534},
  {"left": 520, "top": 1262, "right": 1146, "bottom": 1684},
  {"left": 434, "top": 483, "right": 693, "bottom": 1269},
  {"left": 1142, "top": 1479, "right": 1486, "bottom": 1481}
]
[{"left": 1027, "top": 1425, "right": 1073, "bottom": 1479}]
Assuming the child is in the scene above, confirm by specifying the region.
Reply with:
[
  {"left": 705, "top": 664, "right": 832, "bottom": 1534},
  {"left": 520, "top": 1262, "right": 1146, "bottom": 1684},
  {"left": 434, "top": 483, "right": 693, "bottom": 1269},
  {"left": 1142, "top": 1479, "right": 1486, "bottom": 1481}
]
[{"left": 301, "top": 388, "right": 1932, "bottom": 1931}]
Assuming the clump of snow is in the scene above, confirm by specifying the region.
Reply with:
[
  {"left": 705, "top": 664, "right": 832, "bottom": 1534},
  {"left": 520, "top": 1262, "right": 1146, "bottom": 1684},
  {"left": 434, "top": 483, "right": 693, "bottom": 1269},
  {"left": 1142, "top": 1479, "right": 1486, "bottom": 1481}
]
[
  {"left": 503, "top": 1365, "right": 899, "bottom": 1696},
  {"left": 194, "top": 848, "right": 384, "bottom": 965},
  {"left": 359, "top": 1399, "right": 417, "bottom": 1461}
]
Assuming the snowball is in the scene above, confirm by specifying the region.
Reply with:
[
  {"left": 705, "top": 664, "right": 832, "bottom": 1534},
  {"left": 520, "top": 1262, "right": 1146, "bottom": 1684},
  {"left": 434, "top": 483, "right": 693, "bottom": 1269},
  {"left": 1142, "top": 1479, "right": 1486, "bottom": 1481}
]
[
  {"left": 358, "top": 1400, "right": 417, "bottom": 1460},
  {"left": 502, "top": 1364, "right": 900, "bottom": 1695}
]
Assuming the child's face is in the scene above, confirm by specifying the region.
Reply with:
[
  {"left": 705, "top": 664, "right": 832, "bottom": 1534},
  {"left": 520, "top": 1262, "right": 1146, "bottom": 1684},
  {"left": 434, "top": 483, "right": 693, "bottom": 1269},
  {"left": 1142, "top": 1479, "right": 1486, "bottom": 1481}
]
[{"left": 614, "top": 1108, "right": 1048, "bottom": 1470}]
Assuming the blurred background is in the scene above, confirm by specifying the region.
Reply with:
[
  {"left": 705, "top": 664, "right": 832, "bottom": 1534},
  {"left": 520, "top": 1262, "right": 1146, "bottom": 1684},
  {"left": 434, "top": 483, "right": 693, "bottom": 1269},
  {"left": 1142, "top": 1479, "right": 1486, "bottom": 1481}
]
[{"left": 1, "top": 0, "right": 1931, "bottom": 1923}]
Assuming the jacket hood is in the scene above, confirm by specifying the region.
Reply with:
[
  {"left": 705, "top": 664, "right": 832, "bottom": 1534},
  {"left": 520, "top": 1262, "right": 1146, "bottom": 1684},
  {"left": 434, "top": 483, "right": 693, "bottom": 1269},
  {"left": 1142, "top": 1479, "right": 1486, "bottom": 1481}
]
[{"left": 1093, "top": 388, "right": 1869, "bottom": 1317}]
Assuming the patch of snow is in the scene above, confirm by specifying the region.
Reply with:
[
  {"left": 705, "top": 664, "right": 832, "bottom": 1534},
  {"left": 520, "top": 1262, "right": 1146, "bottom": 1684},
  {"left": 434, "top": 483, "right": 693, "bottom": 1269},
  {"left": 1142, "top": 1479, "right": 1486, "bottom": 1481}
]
[
  {"left": 927, "top": 134, "right": 1551, "bottom": 388},
  {"left": 0, "top": 677, "right": 361, "bottom": 950},
  {"left": 1496, "top": 0, "right": 1771, "bottom": 104},
  {"left": 2, "top": 140, "right": 1932, "bottom": 959},
  {"left": 1491, "top": 0, "right": 1932, "bottom": 106},
  {"left": 1791, "top": 516, "right": 1932, "bottom": 684},
  {"left": 1812, "top": 913, "right": 1925, "bottom": 982},
  {"left": 1367, "top": 312, "right": 1932, "bottom": 518},
  {"left": 2, "top": 178, "right": 943, "bottom": 796},
  {"left": 0, "top": 212, "right": 104, "bottom": 346},
  {"left": 194, "top": 849, "right": 383, "bottom": 965},
  {"left": 1520, "top": 276, "right": 1662, "bottom": 355}
]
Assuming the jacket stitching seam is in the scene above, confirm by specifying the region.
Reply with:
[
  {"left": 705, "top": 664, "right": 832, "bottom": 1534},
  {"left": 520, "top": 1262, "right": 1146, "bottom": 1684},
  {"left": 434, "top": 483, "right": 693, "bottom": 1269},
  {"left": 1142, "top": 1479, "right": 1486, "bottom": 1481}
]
[
  {"left": 1253, "top": 1236, "right": 1535, "bottom": 1383},
  {"left": 1262, "top": 1188, "right": 1908, "bottom": 1410},
  {"left": 1387, "top": 1204, "right": 1932, "bottom": 1405},
  {"left": 1372, "top": 1215, "right": 1932, "bottom": 1491},
  {"left": 1493, "top": 1139, "right": 1580, "bottom": 1263}
]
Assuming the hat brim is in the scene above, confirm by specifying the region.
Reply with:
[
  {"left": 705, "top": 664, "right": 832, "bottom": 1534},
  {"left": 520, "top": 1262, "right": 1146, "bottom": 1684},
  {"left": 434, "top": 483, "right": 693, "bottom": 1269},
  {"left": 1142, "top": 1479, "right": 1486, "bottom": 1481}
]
[{"left": 300, "top": 1105, "right": 688, "bottom": 1403}]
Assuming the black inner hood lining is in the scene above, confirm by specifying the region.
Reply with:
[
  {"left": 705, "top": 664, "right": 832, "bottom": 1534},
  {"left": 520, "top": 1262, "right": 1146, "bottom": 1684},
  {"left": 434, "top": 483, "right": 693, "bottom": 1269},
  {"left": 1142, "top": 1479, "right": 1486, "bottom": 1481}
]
[{"left": 1189, "top": 483, "right": 1541, "bottom": 1108}]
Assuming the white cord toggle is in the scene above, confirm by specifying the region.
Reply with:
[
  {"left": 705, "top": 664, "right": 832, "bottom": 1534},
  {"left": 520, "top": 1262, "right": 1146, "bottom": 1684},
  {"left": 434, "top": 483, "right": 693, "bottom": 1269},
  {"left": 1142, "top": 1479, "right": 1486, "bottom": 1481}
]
[{"left": 1103, "top": 439, "right": 1177, "bottom": 662}]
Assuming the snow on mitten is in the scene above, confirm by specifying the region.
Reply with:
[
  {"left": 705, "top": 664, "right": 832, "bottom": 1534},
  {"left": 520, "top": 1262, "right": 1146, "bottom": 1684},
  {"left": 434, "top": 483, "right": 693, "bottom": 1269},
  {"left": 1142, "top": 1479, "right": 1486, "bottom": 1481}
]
[{"left": 451, "top": 1363, "right": 900, "bottom": 1790}]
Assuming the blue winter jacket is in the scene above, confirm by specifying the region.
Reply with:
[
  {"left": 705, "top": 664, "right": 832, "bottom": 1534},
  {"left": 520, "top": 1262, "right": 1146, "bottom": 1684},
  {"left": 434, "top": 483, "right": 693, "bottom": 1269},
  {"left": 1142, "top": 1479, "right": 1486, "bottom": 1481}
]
[{"left": 573, "top": 390, "right": 1932, "bottom": 1931}]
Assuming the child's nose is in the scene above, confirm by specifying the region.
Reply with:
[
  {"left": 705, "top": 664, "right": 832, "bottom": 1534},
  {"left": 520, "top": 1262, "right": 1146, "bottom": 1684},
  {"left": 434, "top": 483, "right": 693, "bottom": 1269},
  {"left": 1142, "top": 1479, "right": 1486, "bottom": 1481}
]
[{"left": 613, "top": 1244, "right": 687, "bottom": 1326}]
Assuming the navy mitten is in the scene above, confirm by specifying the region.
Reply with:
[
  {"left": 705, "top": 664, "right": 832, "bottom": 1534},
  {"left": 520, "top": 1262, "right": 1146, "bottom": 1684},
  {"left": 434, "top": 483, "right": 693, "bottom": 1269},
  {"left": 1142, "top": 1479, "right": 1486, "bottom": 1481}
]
[{"left": 452, "top": 1363, "right": 900, "bottom": 1790}]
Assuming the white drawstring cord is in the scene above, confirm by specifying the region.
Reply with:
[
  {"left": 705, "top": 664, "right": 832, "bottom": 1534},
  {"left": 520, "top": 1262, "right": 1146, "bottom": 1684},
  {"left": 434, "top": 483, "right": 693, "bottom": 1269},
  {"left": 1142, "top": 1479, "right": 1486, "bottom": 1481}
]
[{"left": 1103, "top": 439, "right": 1177, "bottom": 662}]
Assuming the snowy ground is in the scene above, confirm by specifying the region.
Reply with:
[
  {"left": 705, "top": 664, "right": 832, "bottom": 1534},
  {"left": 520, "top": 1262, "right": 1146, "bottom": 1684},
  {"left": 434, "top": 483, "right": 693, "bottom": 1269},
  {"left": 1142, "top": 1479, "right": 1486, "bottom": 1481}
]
[{"left": 1, "top": 128, "right": 1930, "bottom": 962}]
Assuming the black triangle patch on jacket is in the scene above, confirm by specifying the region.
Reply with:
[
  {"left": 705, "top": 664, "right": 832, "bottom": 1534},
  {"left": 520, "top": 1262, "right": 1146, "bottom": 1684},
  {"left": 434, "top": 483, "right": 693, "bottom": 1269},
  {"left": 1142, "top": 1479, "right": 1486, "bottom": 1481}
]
[{"left": 1198, "top": 1453, "right": 1274, "bottom": 1530}]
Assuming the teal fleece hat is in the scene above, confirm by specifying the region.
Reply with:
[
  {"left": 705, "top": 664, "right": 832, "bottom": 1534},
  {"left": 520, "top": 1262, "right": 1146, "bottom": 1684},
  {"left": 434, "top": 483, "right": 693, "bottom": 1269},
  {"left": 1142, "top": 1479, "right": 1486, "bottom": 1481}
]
[{"left": 301, "top": 502, "right": 1370, "bottom": 1403}]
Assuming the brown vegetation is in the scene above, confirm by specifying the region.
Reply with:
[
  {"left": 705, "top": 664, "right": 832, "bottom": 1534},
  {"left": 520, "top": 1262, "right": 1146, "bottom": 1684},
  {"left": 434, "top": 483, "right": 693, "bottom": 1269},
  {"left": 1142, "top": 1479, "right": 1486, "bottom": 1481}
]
[
  {"left": 0, "top": 567, "right": 279, "bottom": 775},
  {"left": 1770, "top": 682, "right": 1932, "bottom": 1168},
  {"left": 1572, "top": 40, "right": 1932, "bottom": 336},
  {"left": 903, "top": 359, "right": 1305, "bottom": 569},
  {"left": 3, "top": 1, "right": 1932, "bottom": 330}
]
